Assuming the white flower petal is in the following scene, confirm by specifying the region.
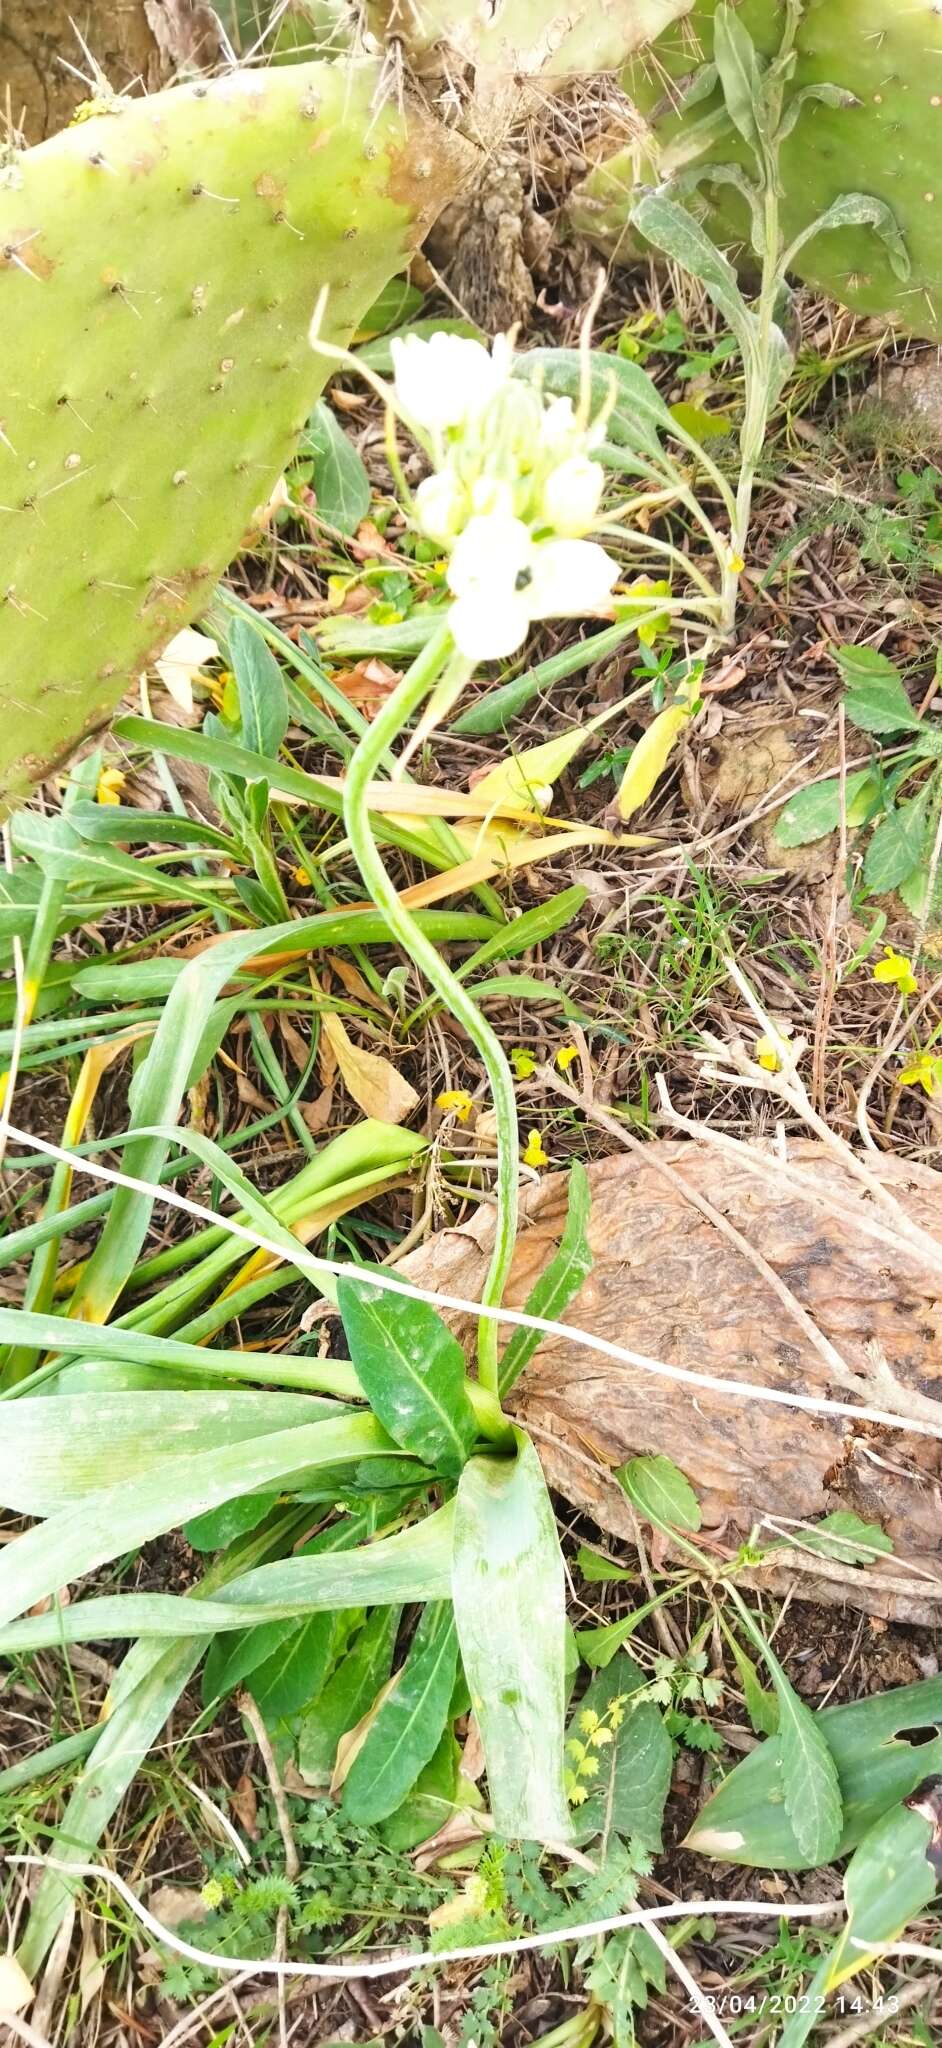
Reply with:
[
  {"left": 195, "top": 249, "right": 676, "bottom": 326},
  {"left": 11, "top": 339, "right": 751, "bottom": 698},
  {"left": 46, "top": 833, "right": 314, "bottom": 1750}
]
[
  {"left": 540, "top": 455, "right": 604, "bottom": 538},
  {"left": 414, "top": 469, "right": 466, "bottom": 544},
  {"left": 154, "top": 627, "right": 218, "bottom": 711},
  {"left": 390, "top": 333, "right": 506, "bottom": 434},
  {"left": 526, "top": 539, "right": 619, "bottom": 621},
  {"left": 447, "top": 513, "right": 533, "bottom": 600},
  {"left": 449, "top": 589, "right": 531, "bottom": 661}
]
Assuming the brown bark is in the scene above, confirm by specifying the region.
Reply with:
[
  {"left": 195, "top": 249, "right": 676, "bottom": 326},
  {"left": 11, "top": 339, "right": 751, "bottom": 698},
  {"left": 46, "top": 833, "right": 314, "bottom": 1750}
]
[
  {"left": 399, "top": 1141, "right": 942, "bottom": 1622},
  {"left": 0, "top": 1, "right": 221, "bottom": 141}
]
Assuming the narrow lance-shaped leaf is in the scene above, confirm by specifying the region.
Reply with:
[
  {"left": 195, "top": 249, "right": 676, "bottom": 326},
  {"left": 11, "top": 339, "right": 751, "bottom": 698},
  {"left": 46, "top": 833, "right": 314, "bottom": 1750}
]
[
  {"left": 339, "top": 1272, "right": 478, "bottom": 1476},
  {"left": 712, "top": 1, "right": 762, "bottom": 148},
  {"left": 228, "top": 615, "right": 290, "bottom": 761},
  {"left": 499, "top": 1160, "right": 592, "bottom": 1397},
  {"left": 342, "top": 1600, "right": 458, "bottom": 1824},
  {"left": 452, "top": 1429, "right": 571, "bottom": 1842},
  {"left": 16, "top": 1509, "right": 295, "bottom": 1978},
  {"left": 631, "top": 190, "right": 756, "bottom": 365},
  {"left": 299, "top": 1604, "right": 401, "bottom": 1787},
  {"left": 570, "top": 1652, "right": 672, "bottom": 1851},
  {"left": 0, "top": 1390, "right": 341, "bottom": 1516}
]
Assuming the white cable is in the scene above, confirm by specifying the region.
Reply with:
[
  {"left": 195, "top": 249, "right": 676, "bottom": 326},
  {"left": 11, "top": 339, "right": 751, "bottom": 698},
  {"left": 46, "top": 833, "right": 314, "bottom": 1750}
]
[
  {"left": 7, "top": 1855, "right": 840, "bottom": 1982},
  {"left": 6, "top": 1122, "right": 942, "bottom": 1445}
]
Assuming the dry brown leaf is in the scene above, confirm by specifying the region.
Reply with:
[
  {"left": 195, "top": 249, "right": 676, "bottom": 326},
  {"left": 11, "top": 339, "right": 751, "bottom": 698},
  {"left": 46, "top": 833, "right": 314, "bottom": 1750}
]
[
  {"left": 330, "top": 659, "right": 401, "bottom": 715},
  {"left": 278, "top": 1013, "right": 311, "bottom": 1075},
  {"left": 230, "top": 1772, "right": 259, "bottom": 1838},
  {"left": 148, "top": 1886, "right": 210, "bottom": 1932},
  {"left": 321, "top": 1011, "right": 419, "bottom": 1125},
  {"left": 283, "top": 1758, "right": 323, "bottom": 1799},
  {"left": 301, "top": 1082, "right": 335, "bottom": 1136},
  {"left": 317, "top": 773, "right": 545, "bottom": 824},
  {"left": 78, "top": 1915, "right": 106, "bottom": 2018},
  {"left": 326, "top": 953, "right": 392, "bottom": 1014},
  {"left": 459, "top": 1716, "right": 486, "bottom": 1783},
  {"left": 0, "top": 1954, "right": 34, "bottom": 2014},
  {"left": 414, "top": 1810, "right": 490, "bottom": 1871},
  {"left": 330, "top": 1673, "right": 401, "bottom": 1795}
]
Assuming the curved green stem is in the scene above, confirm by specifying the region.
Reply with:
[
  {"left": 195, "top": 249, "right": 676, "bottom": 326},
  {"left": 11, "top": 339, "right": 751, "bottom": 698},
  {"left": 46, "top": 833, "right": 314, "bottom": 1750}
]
[{"left": 342, "top": 622, "right": 518, "bottom": 1399}]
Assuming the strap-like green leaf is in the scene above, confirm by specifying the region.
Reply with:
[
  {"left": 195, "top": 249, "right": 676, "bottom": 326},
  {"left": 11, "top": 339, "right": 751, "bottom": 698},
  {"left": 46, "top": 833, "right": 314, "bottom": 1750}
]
[
  {"left": 228, "top": 615, "right": 289, "bottom": 760},
  {"left": 0, "top": 1500, "right": 456, "bottom": 1651},
  {"left": 0, "top": 1410, "right": 394, "bottom": 1629},
  {"left": 452, "top": 1430, "right": 571, "bottom": 1842}
]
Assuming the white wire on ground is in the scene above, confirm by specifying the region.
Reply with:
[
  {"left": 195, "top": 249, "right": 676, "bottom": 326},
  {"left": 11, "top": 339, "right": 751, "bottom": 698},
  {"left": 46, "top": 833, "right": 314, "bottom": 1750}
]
[
  {"left": 7, "top": 1855, "right": 841, "bottom": 1980},
  {"left": 5, "top": 1123, "right": 942, "bottom": 1446}
]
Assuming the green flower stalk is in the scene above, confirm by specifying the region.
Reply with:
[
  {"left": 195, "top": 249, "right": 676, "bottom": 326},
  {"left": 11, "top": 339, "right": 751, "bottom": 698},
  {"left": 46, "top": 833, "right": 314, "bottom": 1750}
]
[{"left": 342, "top": 621, "right": 518, "bottom": 1397}]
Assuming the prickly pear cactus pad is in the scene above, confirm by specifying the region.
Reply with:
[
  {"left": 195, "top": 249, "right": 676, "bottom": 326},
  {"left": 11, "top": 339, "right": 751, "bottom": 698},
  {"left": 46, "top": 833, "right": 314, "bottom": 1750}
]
[
  {"left": 0, "top": 62, "right": 469, "bottom": 811},
  {"left": 362, "top": 0, "right": 692, "bottom": 87},
  {"left": 571, "top": 0, "right": 942, "bottom": 340}
]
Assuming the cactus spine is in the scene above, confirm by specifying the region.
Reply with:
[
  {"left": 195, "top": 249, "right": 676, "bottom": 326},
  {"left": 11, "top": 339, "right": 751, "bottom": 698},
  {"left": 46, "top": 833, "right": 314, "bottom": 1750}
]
[{"left": 572, "top": 0, "right": 942, "bottom": 340}]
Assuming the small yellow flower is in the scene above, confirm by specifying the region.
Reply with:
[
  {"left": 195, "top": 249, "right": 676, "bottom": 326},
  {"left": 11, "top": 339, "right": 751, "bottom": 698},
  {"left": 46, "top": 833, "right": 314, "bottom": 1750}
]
[
  {"left": 96, "top": 765, "right": 125, "bottom": 806},
  {"left": 511, "top": 1047, "right": 537, "bottom": 1079},
  {"left": 755, "top": 1025, "right": 793, "bottom": 1073},
  {"left": 201, "top": 1878, "right": 225, "bottom": 1910},
  {"left": 436, "top": 1088, "right": 473, "bottom": 1122},
  {"left": 727, "top": 551, "right": 745, "bottom": 575},
  {"left": 873, "top": 947, "right": 918, "bottom": 996},
  {"left": 292, "top": 866, "right": 312, "bottom": 887},
  {"left": 522, "top": 1129, "right": 549, "bottom": 1168},
  {"left": 555, "top": 1044, "right": 579, "bottom": 1072},
  {"left": 899, "top": 1052, "right": 942, "bottom": 1097}
]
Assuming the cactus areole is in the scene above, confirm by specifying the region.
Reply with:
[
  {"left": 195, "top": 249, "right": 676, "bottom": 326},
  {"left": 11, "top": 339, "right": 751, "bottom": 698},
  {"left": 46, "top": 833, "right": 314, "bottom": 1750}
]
[
  {"left": 0, "top": 62, "right": 471, "bottom": 812},
  {"left": 573, "top": 0, "right": 942, "bottom": 339}
]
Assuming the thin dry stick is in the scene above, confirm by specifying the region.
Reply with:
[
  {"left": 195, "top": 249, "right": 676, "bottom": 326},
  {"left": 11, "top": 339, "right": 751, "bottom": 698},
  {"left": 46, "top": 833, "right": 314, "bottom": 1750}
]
[
  {"left": 825, "top": 1974, "right": 940, "bottom": 2048},
  {"left": 639, "top": 1911, "right": 734, "bottom": 2048},
  {"left": 0, "top": 2018, "right": 55, "bottom": 2048},
  {"left": 159, "top": 1971, "right": 260, "bottom": 2048},
  {"left": 7, "top": 1121, "right": 942, "bottom": 1443},
  {"left": 238, "top": 1690, "right": 299, "bottom": 2048},
  {"left": 811, "top": 702, "right": 846, "bottom": 1116},
  {"left": 856, "top": 971, "right": 942, "bottom": 1153},
  {"left": 705, "top": 955, "right": 942, "bottom": 1275},
  {"left": 654, "top": 1079, "right": 941, "bottom": 1247},
  {"left": 237, "top": 1693, "right": 299, "bottom": 1883}
]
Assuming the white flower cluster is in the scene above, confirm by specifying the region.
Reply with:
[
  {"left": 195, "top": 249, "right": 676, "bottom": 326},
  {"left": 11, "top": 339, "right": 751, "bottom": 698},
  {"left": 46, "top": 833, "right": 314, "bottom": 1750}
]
[{"left": 389, "top": 332, "right": 619, "bottom": 662}]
